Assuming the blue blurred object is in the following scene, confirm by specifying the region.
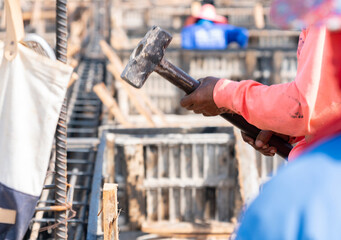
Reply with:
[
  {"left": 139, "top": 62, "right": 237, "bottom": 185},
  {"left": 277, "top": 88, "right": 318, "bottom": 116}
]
[
  {"left": 236, "top": 134, "right": 341, "bottom": 240},
  {"left": 181, "top": 21, "right": 249, "bottom": 50}
]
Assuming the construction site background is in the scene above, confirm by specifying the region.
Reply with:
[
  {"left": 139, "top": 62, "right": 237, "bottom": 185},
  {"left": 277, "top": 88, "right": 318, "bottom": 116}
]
[{"left": 0, "top": 0, "right": 297, "bottom": 239}]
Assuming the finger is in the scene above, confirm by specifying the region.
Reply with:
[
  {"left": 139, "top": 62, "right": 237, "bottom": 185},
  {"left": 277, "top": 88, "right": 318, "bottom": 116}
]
[
  {"left": 180, "top": 95, "right": 194, "bottom": 108},
  {"left": 203, "top": 112, "right": 215, "bottom": 116},
  {"left": 259, "top": 147, "right": 277, "bottom": 156},
  {"left": 269, "top": 147, "right": 277, "bottom": 154},
  {"left": 192, "top": 105, "right": 208, "bottom": 113},
  {"left": 194, "top": 109, "right": 203, "bottom": 114},
  {"left": 262, "top": 152, "right": 276, "bottom": 157},
  {"left": 255, "top": 130, "right": 273, "bottom": 148},
  {"left": 241, "top": 132, "right": 255, "bottom": 145}
]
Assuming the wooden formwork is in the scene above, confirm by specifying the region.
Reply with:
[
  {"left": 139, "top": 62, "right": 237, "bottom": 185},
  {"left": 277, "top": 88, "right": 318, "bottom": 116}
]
[
  {"left": 256, "top": 152, "right": 287, "bottom": 185},
  {"left": 94, "top": 126, "right": 288, "bottom": 239},
  {"left": 215, "top": 0, "right": 272, "bottom": 7},
  {"left": 182, "top": 50, "right": 248, "bottom": 81},
  {"left": 252, "top": 50, "right": 298, "bottom": 85},
  {"left": 248, "top": 29, "right": 300, "bottom": 49},
  {"left": 98, "top": 127, "right": 239, "bottom": 236},
  {"left": 109, "top": 0, "right": 301, "bottom": 52},
  {"left": 272, "top": 50, "right": 297, "bottom": 84},
  {"left": 222, "top": 7, "right": 257, "bottom": 28}
]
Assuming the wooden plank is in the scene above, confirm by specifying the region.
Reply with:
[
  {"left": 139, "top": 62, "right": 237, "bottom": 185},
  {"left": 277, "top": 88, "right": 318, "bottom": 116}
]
[
  {"left": 254, "top": 2, "right": 265, "bottom": 29},
  {"left": 0, "top": 8, "right": 6, "bottom": 29},
  {"left": 168, "top": 188, "right": 176, "bottom": 222},
  {"left": 146, "top": 189, "right": 157, "bottom": 222},
  {"left": 67, "top": 44, "right": 81, "bottom": 58},
  {"left": 103, "top": 183, "right": 119, "bottom": 240},
  {"left": 184, "top": 188, "right": 192, "bottom": 221},
  {"left": 273, "top": 50, "right": 284, "bottom": 84},
  {"left": 125, "top": 144, "right": 146, "bottom": 229},
  {"left": 156, "top": 144, "right": 165, "bottom": 222},
  {"left": 67, "top": 72, "right": 78, "bottom": 89},
  {"left": 245, "top": 50, "right": 257, "bottom": 79},
  {"left": 143, "top": 178, "right": 235, "bottom": 189},
  {"left": 141, "top": 221, "right": 235, "bottom": 235},
  {"left": 22, "top": 10, "right": 55, "bottom": 21},
  {"left": 192, "top": 144, "right": 199, "bottom": 179},
  {"left": 104, "top": 134, "right": 116, "bottom": 184},
  {"left": 93, "top": 83, "right": 133, "bottom": 127},
  {"left": 194, "top": 188, "right": 204, "bottom": 221},
  {"left": 157, "top": 190, "right": 162, "bottom": 222},
  {"left": 0, "top": 208, "right": 16, "bottom": 224},
  {"left": 30, "top": 0, "right": 46, "bottom": 35},
  {"left": 146, "top": 189, "right": 153, "bottom": 221},
  {"left": 69, "top": 59, "right": 79, "bottom": 68},
  {"left": 180, "top": 188, "right": 185, "bottom": 221},
  {"left": 233, "top": 127, "right": 260, "bottom": 205}
]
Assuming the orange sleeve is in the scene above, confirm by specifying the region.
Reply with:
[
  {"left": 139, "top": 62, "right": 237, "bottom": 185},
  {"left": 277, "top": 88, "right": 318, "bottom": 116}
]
[{"left": 213, "top": 26, "right": 326, "bottom": 137}]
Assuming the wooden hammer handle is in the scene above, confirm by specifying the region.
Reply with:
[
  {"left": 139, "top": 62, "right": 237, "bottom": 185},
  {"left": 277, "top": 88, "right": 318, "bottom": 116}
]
[{"left": 155, "top": 58, "right": 292, "bottom": 159}]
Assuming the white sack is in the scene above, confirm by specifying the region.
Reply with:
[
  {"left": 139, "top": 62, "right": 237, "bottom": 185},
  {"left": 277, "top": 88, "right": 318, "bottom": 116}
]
[{"left": 0, "top": 42, "right": 73, "bottom": 196}]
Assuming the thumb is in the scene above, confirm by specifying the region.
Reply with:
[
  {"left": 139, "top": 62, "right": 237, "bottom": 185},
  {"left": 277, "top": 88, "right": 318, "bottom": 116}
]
[
  {"left": 180, "top": 94, "right": 193, "bottom": 108},
  {"left": 255, "top": 130, "right": 273, "bottom": 148}
]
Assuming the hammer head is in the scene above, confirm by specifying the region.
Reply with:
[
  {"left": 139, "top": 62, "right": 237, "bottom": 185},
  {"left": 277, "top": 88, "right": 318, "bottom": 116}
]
[{"left": 121, "top": 26, "right": 172, "bottom": 88}]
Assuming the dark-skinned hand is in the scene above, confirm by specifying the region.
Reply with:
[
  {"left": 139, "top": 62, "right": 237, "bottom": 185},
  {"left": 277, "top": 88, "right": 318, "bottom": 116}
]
[
  {"left": 180, "top": 76, "right": 227, "bottom": 116},
  {"left": 241, "top": 130, "right": 291, "bottom": 157}
]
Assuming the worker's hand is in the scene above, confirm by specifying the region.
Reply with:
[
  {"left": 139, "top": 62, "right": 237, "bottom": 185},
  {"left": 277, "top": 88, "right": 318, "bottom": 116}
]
[
  {"left": 180, "top": 76, "right": 228, "bottom": 116},
  {"left": 241, "top": 130, "right": 291, "bottom": 156},
  {"left": 241, "top": 130, "right": 277, "bottom": 156}
]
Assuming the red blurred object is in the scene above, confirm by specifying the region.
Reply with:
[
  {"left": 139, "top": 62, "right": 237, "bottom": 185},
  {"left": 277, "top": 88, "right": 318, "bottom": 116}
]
[
  {"left": 184, "top": 4, "right": 228, "bottom": 26},
  {"left": 304, "top": 30, "right": 341, "bottom": 148}
]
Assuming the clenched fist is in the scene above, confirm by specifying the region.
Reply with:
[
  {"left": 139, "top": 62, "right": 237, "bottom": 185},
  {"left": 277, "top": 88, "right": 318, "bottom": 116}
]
[{"left": 180, "top": 77, "right": 228, "bottom": 116}]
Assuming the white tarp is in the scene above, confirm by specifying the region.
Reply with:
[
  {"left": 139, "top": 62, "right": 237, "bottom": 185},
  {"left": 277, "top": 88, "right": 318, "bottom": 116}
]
[{"left": 0, "top": 41, "right": 73, "bottom": 239}]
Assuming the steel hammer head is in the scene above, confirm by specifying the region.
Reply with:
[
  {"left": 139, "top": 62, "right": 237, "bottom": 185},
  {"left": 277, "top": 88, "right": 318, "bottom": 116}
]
[{"left": 121, "top": 26, "right": 172, "bottom": 88}]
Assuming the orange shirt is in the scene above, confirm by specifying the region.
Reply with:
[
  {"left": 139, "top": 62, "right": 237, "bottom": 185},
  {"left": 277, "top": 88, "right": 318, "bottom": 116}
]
[{"left": 213, "top": 26, "right": 341, "bottom": 160}]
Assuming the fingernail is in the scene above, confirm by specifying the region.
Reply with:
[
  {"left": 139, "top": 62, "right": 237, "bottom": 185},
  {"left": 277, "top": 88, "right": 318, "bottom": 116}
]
[
  {"left": 270, "top": 149, "right": 276, "bottom": 154},
  {"left": 255, "top": 140, "right": 263, "bottom": 147},
  {"left": 262, "top": 145, "right": 268, "bottom": 149}
]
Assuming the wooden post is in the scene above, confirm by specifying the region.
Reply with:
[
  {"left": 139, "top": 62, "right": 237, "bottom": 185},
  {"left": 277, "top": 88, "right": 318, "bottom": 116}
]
[
  {"left": 254, "top": 2, "right": 265, "bottom": 29},
  {"left": 0, "top": 7, "right": 6, "bottom": 29},
  {"left": 93, "top": 83, "right": 133, "bottom": 127},
  {"left": 125, "top": 144, "right": 146, "bottom": 230},
  {"left": 104, "top": 134, "right": 116, "bottom": 184},
  {"left": 103, "top": 183, "right": 119, "bottom": 240},
  {"left": 273, "top": 50, "right": 284, "bottom": 84},
  {"left": 233, "top": 127, "right": 260, "bottom": 205},
  {"left": 67, "top": 72, "right": 78, "bottom": 88},
  {"left": 245, "top": 50, "right": 257, "bottom": 80},
  {"left": 31, "top": 0, "right": 45, "bottom": 35}
]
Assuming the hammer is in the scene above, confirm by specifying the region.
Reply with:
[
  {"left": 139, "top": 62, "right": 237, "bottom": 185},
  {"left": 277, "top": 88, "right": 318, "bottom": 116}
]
[{"left": 121, "top": 26, "right": 292, "bottom": 159}]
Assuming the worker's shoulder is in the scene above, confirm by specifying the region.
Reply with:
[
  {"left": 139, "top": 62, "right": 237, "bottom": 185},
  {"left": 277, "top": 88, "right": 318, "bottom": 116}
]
[
  {"left": 261, "top": 134, "right": 341, "bottom": 201},
  {"left": 241, "top": 134, "right": 341, "bottom": 219}
]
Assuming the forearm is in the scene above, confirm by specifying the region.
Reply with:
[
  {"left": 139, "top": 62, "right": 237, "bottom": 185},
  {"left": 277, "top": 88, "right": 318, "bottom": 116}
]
[{"left": 213, "top": 79, "right": 311, "bottom": 136}]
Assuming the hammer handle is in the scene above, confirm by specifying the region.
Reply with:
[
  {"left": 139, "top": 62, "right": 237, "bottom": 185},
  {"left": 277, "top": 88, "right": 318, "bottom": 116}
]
[{"left": 155, "top": 58, "right": 292, "bottom": 159}]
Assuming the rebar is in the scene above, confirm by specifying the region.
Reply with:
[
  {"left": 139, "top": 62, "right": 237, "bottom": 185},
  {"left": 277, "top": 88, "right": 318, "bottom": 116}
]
[
  {"left": 56, "top": 0, "right": 68, "bottom": 63},
  {"left": 55, "top": 0, "right": 69, "bottom": 239}
]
